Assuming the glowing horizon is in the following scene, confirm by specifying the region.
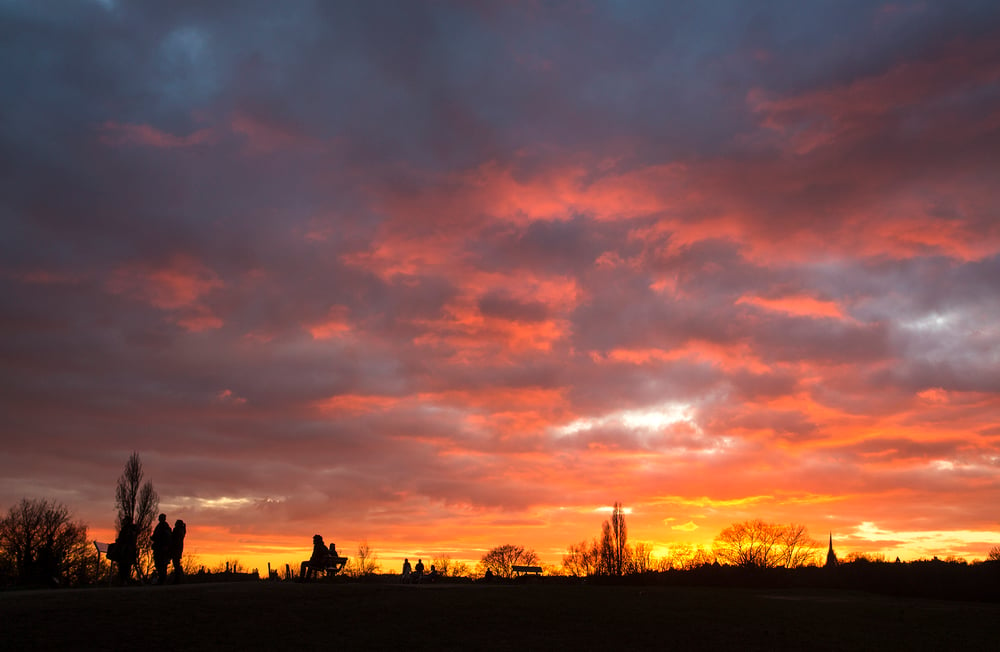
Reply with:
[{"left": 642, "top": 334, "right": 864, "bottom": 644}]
[{"left": 2, "top": 2, "right": 999, "bottom": 577}]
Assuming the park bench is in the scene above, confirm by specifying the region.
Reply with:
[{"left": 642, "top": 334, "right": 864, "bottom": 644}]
[
  {"left": 512, "top": 565, "right": 542, "bottom": 577},
  {"left": 299, "top": 554, "right": 348, "bottom": 579},
  {"left": 317, "top": 555, "right": 349, "bottom": 576}
]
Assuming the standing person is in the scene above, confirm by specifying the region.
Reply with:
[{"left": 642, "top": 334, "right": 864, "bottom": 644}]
[
  {"left": 170, "top": 519, "right": 186, "bottom": 583},
  {"left": 151, "top": 514, "right": 172, "bottom": 585},
  {"left": 401, "top": 558, "right": 412, "bottom": 582},
  {"left": 413, "top": 558, "right": 424, "bottom": 581},
  {"left": 114, "top": 519, "right": 137, "bottom": 585}
]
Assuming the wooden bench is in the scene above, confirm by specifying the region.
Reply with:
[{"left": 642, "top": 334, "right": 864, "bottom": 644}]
[
  {"left": 319, "top": 556, "right": 349, "bottom": 576},
  {"left": 301, "top": 555, "right": 349, "bottom": 579},
  {"left": 512, "top": 565, "right": 542, "bottom": 577}
]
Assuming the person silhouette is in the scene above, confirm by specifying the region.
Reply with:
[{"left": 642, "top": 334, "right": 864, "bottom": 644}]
[
  {"left": 170, "top": 519, "right": 186, "bottom": 583},
  {"left": 151, "top": 514, "right": 172, "bottom": 585},
  {"left": 402, "top": 558, "right": 412, "bottom": 582},
  {"left": 413, "top": 558, "right": 424, "bottom": 581},
  {"left": 299, "top": 534, "right": 331, "bottom": 580},
  {"left": 113, "top": 519, "right": 137, "bottom": 585}
]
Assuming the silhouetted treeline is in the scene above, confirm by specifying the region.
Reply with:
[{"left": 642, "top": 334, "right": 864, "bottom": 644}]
[{"left": 584, "top": 558, "right": 1000, "bottom": 602}]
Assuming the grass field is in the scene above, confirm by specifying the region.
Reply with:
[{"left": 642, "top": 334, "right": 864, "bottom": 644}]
[{"left": 3, "top": 581, "right": 999, "bottom": 651}]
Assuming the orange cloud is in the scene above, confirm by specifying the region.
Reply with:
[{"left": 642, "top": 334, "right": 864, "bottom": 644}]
[
  {"left": 364, "top": 156, "right": 689, "bottom": 238},
  {"left": 307, "top": 306, "right": 352, "bottom": 340},
  {"left": 412, "top": 313, "right": 570, "bottom": 359},
  {"left": 314, "top": 394, "right": 401, "bottom": 415},
  {"left": 737, "top": 294, "right": 845, "bottom": 319},
  {"left": 420, "top": 387, "right": 570, "bottom": 415},
  {"left": 593, "top": 340, "right": 772, "bottom": 375}
]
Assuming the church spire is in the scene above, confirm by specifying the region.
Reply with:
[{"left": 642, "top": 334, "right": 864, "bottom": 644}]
[{"left": 825, "top": 532, "right": 838, "bottom": 567}]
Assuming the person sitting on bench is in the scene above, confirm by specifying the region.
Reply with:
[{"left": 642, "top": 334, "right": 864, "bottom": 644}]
[{"left": 299, "top": 534, "right": 332, "bottom": 580}]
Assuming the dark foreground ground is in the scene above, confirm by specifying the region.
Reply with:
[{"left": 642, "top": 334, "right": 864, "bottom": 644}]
[{"left": 3, "top": 581, "right": 999, "bottom": 651}]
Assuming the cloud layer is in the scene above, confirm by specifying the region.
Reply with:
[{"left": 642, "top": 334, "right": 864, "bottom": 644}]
[{"left": 2, "top": 0, "right": 999, "bottom": 567}]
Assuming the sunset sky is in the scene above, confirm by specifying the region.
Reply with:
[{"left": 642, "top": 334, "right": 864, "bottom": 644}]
[{"left": 3, "top": 0, "right": 1000, "bottom": 573}]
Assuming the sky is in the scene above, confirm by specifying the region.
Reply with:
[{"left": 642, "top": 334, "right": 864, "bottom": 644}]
[{"left": 2, "top": 0, "right": 1000, "bottom": 573}]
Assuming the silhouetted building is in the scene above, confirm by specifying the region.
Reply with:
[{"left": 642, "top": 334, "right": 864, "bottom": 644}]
[{"left": 826, "top": 533, "right": 838, "bottom": 567}]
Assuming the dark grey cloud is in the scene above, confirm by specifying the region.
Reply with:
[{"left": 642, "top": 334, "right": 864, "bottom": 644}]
[{"left": 2, "top": 0, "right": 1000, "bottom": 563}]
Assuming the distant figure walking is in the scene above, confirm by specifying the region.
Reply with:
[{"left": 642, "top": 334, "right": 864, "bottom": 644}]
[
  {"left": 299, "top": 534, "right": 331, "bottom": 581},
  {"left": 171, "top": 519, "right": 186, "bottom": 583},
  {"left": 151, "top": 513, "right": 172, "bottom": 585},
  {"left": 413, "top": 558, "right": 424, "bottom": 582},
  {"left": 402, "top": 558, "right": 412, "bottom": 582}
]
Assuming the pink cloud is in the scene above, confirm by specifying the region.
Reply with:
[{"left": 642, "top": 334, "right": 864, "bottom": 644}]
[
  {"left": 98, "top": 121, "right": 216, "bottom": 148},
  {"left": 107, "top": 256, "right": 223, "bottom": 310},
  {"left": 230, "top": 110, "right": 312, "bottom": 153},
  {"left": 216, "top": 389, "right": 247, "bottom": 405},
  {"left": 307, "top": 306, "right": 352, "bottom": 340},
  {"left": 176, "top": 310, "right": 225, "bottom": 333},
  {"left": 749, "top": 36, "right": 1000, "bottom": 155},
  {"left": 737, "top": 294, "right": 846, "bottom": 320},
  {"left": 105, "top": 256, "right": 224, "bottom": 331}
]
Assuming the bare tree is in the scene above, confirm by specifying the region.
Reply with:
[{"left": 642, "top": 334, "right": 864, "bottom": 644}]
[
  {"left": 348, "top": 540, "right": 380, "bottom": 577},
  {"left": 988, "top": 545, "right": 1000, "bottom": 562},
  {"left": 844, "top": 551, "right": 888, "bottom": 563},
  {"left": 660, "top": 542, "right": 692, "bottom": 570},
  {"left": 0, "top": 498, "right": 90, "bottom": 586},
  {"left": 562, "top": 539, "right": 600, "bottom": 577},
  {"left": 449, "top": 560, "right": 470, "bottom": 577},
  {"left": 689, "top": 547, "right": 715, "bottom": 568},
  {"left": 627, "top": 541, "right": 655, "bottom": 574},
  {"left": 432, "top": 555, "right": 470, "bottom": 577},
  {"left": 214, "top": 559, "right": 243, "bottom": 573},
  {"left": 713, "top": 520, "right": 817, "bottom": 569},
  {"left": 609, "top": 502, "right": 628, "bottom": 575},
  {"left": 479, "top": 544, "right": 538, "bottom": 579},
  {"left": 114, "top": 452, "right": 158, "bottom": 580},
  {"left": 778, "top": 523, "right": 820, "bottom": 568},
  {"left": 713, "top": 519, "right": 784, "bottom": 568},
  {"left": 661, "top": 542, "right": 713, "bottom": 570},
  {"left": 596, "top": 502, "right": 629, "bottom": 575},
  {"left": 598, "top": 520, "right": 615, "bottom": 575}
]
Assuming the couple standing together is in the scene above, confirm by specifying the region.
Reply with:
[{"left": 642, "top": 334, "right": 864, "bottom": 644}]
[{"left": 151, "top": 514, "right": 187, "bottom": 585}]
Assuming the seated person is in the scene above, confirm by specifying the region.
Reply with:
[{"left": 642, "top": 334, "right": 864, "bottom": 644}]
[
  {"left": 327, "top": 542, "right": 346, "bottom": 572},
  {"left": 299, "top": 534, "right": 332, "bottom": 580},
  {"left": 425, "top": 564, "right": 439, "bottom": 582}
]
